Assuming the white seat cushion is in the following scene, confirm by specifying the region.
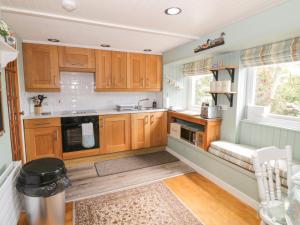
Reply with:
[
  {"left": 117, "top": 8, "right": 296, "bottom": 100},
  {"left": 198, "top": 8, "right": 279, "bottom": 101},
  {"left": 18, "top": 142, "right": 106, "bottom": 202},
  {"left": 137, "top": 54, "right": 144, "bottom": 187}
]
[
  {"left": 209, "top": 147, "right": 254, "bottom": 172},
  {"left": 210, "top": 141, "right": 256, "bottom": 164}
]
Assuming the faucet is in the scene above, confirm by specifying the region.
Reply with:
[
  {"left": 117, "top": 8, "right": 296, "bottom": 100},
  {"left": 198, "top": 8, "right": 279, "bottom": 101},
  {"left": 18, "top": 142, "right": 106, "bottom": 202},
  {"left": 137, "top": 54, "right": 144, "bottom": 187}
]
[{"left": 137, "top": 98, "right": 149, "bottom": 110}]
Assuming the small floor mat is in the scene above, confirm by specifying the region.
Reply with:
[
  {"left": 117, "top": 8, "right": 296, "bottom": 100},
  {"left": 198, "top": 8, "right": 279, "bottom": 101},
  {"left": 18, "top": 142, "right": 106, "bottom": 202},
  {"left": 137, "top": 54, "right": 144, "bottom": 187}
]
[{"left": 94, "top": 151, "right": 179, "bottom": 177}]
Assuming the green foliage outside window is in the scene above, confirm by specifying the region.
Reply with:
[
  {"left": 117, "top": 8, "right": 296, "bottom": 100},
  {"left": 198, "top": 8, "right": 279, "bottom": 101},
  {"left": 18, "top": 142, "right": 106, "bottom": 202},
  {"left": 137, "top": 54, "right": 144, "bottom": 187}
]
[{"left": 255, "top": 62, "right": 300, "bottom": 117}]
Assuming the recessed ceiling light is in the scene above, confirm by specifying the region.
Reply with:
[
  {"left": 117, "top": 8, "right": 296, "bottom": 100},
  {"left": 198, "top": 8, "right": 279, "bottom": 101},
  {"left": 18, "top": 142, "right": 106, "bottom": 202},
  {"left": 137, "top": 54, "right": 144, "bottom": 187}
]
[
  {"left": 100, "top": 44, "right": 111, "bottom": 48},
  {"left": 62, "top": 0, "right": 77, "bottom": 12},
  {"left": 48, "top": 38, "right": 60, "bottom": 42},
  {"left": 144, "top": 49, "right": 152, "bottom": 52},
  {"left": 164, "top": 7, "right": 182, "bottom": 15}
]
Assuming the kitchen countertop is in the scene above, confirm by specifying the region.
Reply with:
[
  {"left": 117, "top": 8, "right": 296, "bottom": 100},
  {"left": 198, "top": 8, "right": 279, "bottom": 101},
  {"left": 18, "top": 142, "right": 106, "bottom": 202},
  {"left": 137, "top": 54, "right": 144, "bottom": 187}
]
[{"left": 23, "top": 108, "right": 168, "bottom": 120}]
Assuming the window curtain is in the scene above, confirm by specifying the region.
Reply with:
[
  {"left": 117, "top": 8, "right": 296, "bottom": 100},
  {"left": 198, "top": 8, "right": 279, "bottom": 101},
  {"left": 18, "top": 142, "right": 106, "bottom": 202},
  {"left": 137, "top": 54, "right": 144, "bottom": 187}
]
[
  {"left": 183, "top": 57, "right": 213, "bottom": 76},
  {"left": 241, "top": 37, "right": 300, "bottom": 67}
]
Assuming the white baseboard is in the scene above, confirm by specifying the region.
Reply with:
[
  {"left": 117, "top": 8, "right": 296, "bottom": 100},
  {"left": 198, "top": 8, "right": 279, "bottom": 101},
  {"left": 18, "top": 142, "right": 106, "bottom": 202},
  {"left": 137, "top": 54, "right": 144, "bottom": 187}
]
[{"left": 166, "top": 147, "right": 259, "bottom": 210}]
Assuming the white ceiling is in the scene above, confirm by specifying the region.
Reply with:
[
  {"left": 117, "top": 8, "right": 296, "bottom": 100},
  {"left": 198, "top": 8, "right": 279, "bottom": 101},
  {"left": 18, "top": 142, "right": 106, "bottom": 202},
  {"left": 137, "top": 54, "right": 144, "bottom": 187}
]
[{"left": 0, "top": 0, "right": 287, "bottom": 53}]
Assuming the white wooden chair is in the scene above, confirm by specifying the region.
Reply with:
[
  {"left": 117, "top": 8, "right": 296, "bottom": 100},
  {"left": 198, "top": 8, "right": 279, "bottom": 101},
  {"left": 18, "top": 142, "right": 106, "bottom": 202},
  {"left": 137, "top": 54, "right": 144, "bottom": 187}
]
[{"left": 253, "top": 145, "right": 293, "bottom": 225}]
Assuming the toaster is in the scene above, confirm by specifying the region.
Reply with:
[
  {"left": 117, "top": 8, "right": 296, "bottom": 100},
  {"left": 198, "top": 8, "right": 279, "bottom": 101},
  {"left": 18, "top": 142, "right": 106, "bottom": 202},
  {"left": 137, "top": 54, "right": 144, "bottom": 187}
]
[{"left": 201, "top": 106, "right": 220, "bottom": 119}]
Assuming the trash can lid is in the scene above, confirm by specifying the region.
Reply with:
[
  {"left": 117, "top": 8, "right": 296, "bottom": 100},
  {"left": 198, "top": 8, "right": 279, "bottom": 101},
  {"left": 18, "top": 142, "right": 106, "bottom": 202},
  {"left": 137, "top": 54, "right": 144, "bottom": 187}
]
[{"left": 18, "top": 158, "right": 67, "bottom": 187}]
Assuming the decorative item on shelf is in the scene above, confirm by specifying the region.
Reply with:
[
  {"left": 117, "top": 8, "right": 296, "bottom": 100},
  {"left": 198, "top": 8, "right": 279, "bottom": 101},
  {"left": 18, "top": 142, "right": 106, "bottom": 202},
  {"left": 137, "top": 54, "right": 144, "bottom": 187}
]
[
  {"left": 31, "top": 95, "right": 47, "bottom": 114},
  {"left": 194, "top": 32, "right": 225, "bottom": 53},
  {"left": 166, "top": 75, "right": 184, "bottom": 90},
  {"left": 0, "top": 20, "right": 9, "bottom": 43}
]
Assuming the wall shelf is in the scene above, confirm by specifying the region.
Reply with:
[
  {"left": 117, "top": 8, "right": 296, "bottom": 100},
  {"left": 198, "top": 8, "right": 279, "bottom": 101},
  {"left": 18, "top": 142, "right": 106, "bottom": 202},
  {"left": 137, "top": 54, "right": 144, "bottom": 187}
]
[
  {"left": 209, "top": 66, "right": 237, "bottom": 83},
  {"left": 0, "top": 39, "right": 18, "bottom": 68},
  {"left": 209, "top": 66, "right": 237, "bottom": 107}
]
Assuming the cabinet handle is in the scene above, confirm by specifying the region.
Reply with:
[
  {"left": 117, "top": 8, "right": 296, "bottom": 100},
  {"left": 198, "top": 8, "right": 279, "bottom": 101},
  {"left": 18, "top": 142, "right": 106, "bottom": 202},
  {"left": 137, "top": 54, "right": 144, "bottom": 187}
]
[
  {"left": 71, "top": 63, "right": 84, "bottom": 66},
  {"left": 150, "top": 115, "right": 154, "bottom": 124},
  {"left": 33, "top": 122, "right": 51, "bottom": 126},
  {"left": 54, "top": 131, "right": 58, "bottom": 142},
  {"left": 144, "top": 116, "right": 149, "bottom": 125}
]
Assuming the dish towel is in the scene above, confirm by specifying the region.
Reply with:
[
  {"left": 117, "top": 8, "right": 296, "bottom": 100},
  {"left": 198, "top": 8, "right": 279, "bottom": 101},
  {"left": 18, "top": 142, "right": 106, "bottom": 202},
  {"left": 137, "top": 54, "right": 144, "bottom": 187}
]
[{"left": 81, "top": 122, "right": 95, "bottom": 148}]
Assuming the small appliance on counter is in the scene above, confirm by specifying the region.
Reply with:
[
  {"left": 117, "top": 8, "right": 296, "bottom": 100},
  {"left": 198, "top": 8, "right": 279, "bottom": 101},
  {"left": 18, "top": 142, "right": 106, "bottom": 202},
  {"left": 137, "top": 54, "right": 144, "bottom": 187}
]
[
  {"left": 116, "top": 104, "right": 136, "bottom": 111},
  {"left": 201, "top": 103, "right": 221, "bottom": 119}
]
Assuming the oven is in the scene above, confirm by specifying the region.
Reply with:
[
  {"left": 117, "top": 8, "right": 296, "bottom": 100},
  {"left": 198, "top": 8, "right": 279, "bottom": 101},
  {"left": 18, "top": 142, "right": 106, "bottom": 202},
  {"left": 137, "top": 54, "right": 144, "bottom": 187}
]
[{"left": 61, "top": 116, "right": 99, "bottom": 152}]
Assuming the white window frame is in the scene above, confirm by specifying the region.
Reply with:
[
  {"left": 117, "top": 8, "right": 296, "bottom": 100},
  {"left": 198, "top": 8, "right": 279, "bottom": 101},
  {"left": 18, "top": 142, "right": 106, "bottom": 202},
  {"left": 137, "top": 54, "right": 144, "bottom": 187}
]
[
  {"left": 246, "top": 64, "right": 300, "bottom": 130},
  {"left": 187, "top": 74, "right": 212, "bottom": 111}
]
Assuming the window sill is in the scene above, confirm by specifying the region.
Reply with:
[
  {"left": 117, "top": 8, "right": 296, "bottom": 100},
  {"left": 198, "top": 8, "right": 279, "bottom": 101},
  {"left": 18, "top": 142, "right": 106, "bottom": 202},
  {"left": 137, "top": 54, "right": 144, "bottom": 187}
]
[{"left": 242, "top": 118, "right": 300, "bottom": 132}]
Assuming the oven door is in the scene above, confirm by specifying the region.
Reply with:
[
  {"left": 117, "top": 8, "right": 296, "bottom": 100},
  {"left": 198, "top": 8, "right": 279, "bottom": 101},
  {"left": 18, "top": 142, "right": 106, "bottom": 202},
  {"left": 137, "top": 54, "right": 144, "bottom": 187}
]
[{"left": 61, "top": 122, "right": 99, "bottom": 152}]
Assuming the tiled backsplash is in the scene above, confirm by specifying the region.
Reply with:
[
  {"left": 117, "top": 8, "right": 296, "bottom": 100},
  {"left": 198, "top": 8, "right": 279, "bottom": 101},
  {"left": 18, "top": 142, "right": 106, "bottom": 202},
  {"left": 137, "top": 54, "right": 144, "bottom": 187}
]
[{"left": 22, "top": 72, "right": 162, "bottom": 114}]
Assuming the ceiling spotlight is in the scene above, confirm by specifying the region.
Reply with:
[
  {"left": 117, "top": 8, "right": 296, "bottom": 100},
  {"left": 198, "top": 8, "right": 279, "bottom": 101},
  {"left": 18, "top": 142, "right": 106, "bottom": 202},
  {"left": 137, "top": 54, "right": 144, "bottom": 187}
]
[
  {"left": 62, "top": 0, "right": 77, "bottom": 12},
  {"left": 143, "top": 49, "right": 152, "bottom": 52},
  {"left": 100, "top": 44, "right": 111, "bottom": 48},
  {"left": 48, "top": 38, "right": 60, "bottom": 42},
  {"left": 165, "top": 7, "right": 182, "bottom": 15}
]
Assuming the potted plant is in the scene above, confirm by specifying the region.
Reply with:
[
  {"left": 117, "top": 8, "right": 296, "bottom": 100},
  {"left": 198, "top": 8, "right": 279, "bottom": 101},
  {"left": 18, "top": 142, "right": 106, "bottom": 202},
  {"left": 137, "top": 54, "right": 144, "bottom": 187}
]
[
  {"left": 0, "top": 20, "right": 9, "bottom": 42},
  {"left": 31, "top": 95, "right": 47, "bottom": 114}
]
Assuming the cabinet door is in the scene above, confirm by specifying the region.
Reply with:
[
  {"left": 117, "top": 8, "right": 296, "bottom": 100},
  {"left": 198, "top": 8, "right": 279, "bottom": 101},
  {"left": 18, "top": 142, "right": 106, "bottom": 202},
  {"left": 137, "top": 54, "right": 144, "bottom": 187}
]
[
  {"left": 25, "top": 127, "right": 62, "bottom": 161},
  {"left": 131, "top": 113, "right": 150, "bottom": 149},
  {"left": 58, "top": 46, "right": 95, "bottom": 71},
  {"left": 112, "top": 51, "right": 127, "bottom": 88},
  {"left": 23, "top": 43, "right": 60, "bottom": 91},
  {"left": 101, "top": 114, "right": 131, "bottom": 153},
  {"left": 150, "top": 112, "right": 167, "bottom": 147},
  {"left": 145, "top": 55, "right": 162, "bottom": 90},
  {"left": 127, "top": 53, "right": 146, "bottom": 89},
  {"left": 95, "top": 50, "right": 112, "bottom": 90}
]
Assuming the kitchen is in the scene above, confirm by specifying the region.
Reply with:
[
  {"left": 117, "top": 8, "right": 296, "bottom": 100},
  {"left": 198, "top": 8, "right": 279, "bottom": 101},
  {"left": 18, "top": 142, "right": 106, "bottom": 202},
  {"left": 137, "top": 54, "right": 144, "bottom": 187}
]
[
  {"left": 1, "top": 1, "right": 300, "bottom": 225},
  {"left": 21, "top": 44, "right": 168, "bottom": 161}
]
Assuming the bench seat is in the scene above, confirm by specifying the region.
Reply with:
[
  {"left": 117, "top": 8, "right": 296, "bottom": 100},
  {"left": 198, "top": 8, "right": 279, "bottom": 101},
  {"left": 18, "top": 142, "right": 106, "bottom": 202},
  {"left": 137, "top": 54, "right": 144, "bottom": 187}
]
[{"left": 208, "top": 141, "right": 288, "bottom": 186}]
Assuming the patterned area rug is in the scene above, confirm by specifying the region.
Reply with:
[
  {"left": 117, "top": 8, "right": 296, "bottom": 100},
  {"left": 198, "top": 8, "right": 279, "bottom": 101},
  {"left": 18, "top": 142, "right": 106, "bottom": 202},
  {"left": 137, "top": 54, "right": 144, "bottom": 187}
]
[
  {"left": 95, "top": 151, "right": 179, "bottom": 177},
  {"left": 75, "top": 182, "right": 203, "bottom": 225}
]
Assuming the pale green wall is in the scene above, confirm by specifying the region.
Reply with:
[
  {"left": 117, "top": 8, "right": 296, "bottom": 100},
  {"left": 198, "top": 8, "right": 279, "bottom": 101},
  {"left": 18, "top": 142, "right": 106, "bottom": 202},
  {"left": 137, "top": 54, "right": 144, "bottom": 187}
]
[
  {"left": 0, "top": 8, "right": 13, "bottom": 175},
  {"left": 0, "top": 68, "right": 12, "bottom": 175},
  {"left": 163, "top": 0, "right": 300, "bottom": 202},
  {"left": 164, "top": 0, "right": 300, "bottom": 64},
  {"left": 168, "top": 136, "right": 259, "bottom": 202}
]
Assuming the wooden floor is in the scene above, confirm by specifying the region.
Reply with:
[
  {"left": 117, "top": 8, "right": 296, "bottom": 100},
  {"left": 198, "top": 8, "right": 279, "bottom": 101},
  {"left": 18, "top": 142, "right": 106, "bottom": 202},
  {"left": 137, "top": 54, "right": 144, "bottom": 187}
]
[
  {"left": 164, "top": 173, "right": 260, "bottom": 225},
  {"left": 19, "top": 172, "right": 260, "bottom": 225},
  {"left": 66, "top": 161, "right": 193, "bottom": 202}
]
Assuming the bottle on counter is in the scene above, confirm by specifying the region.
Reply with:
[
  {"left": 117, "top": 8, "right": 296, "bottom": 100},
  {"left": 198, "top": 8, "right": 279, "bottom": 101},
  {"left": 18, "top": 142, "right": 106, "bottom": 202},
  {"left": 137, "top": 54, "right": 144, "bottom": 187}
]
[{"left": 152, "top": 100, "right": 157, "bottom": 109}]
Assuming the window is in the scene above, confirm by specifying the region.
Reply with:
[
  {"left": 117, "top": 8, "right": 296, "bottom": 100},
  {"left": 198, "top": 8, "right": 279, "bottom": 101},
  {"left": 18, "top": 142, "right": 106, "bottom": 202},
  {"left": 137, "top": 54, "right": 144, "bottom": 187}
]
[
  {"left": 247, "top": 61, "right": 300, "bottom": 123},
  {"left": 188, "top": 74, "right": 212, "bottom": 109}
]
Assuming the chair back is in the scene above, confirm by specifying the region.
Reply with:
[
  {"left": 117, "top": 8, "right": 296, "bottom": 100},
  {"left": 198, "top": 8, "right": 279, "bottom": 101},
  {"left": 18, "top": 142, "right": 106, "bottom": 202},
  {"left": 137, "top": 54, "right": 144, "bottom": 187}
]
[{"left": 252, "top": 145, "right": 292, "bottom": 203}]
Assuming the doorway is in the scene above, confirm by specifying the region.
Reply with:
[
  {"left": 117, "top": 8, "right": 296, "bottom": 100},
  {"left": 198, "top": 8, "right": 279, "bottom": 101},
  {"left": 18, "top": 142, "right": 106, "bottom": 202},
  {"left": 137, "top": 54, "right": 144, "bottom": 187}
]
[{"left": 5, "top": 60, "right": 24, "bottom": 163}]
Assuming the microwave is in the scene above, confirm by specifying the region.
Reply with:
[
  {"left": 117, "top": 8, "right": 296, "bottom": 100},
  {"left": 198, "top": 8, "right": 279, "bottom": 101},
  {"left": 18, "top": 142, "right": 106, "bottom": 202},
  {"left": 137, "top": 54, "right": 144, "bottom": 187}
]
[{"left": 180, "top": 125, "right": 204, "bottom": 148}]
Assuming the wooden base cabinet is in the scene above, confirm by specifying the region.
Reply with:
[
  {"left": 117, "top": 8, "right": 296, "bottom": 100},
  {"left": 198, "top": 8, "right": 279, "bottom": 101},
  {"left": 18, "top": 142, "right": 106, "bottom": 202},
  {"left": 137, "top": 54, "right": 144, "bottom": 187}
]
[
  {"left": 101, "top": 114, "right": 131, "bottom": 153},
  {"left": 24, "top": 118, "right": 62, "bottom": 162},
  {"left": 131, "top": 112, "right": 167, "bottom": 150},
  {"left": 150, "top": 112, "right": 167, "bottom": 147},
  {"left": 131, "top": 113, "right": 151, "bottom": 150}
]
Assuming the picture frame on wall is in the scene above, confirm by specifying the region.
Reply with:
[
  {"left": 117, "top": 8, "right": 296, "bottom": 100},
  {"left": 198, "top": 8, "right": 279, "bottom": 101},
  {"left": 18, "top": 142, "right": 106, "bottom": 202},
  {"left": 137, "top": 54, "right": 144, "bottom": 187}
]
[{"left": 0, "top": 72, "right": 4, "bottom": 136}]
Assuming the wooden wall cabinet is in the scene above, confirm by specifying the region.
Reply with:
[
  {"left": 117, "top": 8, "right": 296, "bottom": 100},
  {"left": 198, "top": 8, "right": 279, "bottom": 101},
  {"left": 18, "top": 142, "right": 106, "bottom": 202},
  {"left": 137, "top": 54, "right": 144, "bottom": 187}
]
[
  {"left": 145, "top": 55, "right": 162, "bottom": 90},
  {"left": 101, "top": 114, "right": 131, "bottom": 153},
  {"left": 58, "top": 46, "right": 95, "bottom": 72},
  {"left": 95, "top": 50, "right": 127, "bottom": 90},
  {"left": 23, "top": 43, "right": 60, "bottom": 92},
  {"left": 128, "top": 53, "right": 162, "bottom": 91},
  {"left": 131, "top": 112, "right": 167, "bottom": 150},
  {"left": 127, "top": 53, "right": 146, "bottom": 90},
  {"left": 24, "top": 118, "right": 62, "bottom": 161},
  {"left": 23, "top": 43, "right": 161, "bottom": 92}
]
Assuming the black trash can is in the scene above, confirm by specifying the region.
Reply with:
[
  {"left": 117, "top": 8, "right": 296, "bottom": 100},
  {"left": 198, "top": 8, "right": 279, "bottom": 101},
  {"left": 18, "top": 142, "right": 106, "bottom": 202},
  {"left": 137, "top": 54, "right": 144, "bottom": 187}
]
[{"left": 16, "top": 158, "right": 70, "bottom": 225}]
